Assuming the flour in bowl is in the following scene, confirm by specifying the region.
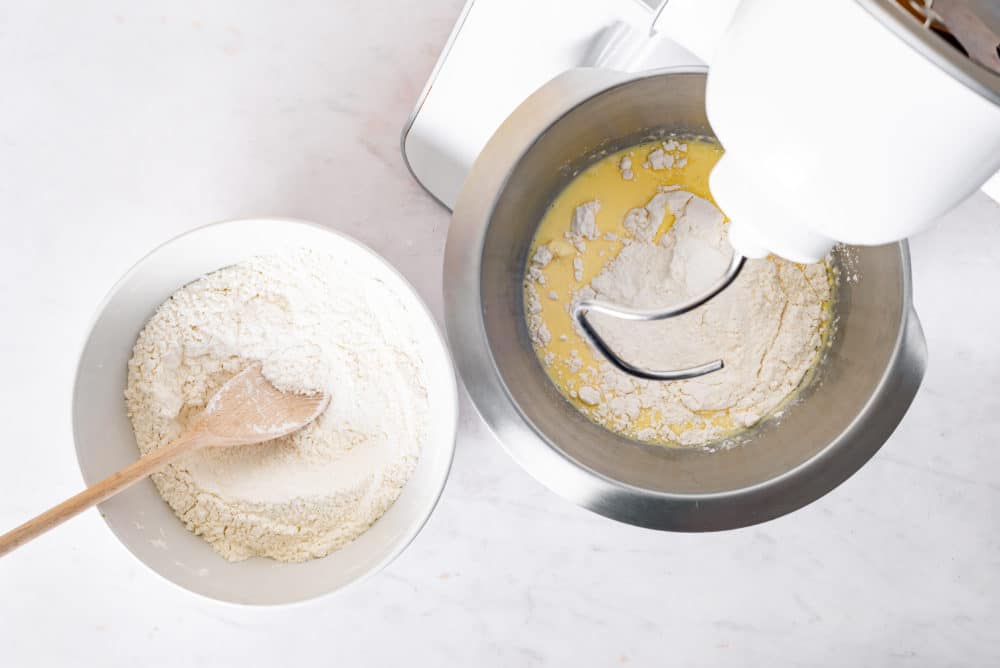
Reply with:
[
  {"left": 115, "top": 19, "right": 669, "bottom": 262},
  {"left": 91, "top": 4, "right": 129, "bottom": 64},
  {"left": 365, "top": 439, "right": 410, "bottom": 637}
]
[
  {"left": 125, "top": 248, "right": 429, "bottom": 562},
  {"left": 524, "top": 140, "right": 832, "bottom": 447}
]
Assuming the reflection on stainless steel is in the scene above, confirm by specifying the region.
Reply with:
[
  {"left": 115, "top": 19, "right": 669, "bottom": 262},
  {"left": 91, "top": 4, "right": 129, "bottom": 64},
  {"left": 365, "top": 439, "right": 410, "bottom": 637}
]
[
  {"left": 572, "top": 253, "right": 746, "bottom": 381},
  {"left": 444, "top": 67, "right": 927, "bottom": 531},
  {"left": 860, "top": 0, "right": 1000, "bottom": 105}
]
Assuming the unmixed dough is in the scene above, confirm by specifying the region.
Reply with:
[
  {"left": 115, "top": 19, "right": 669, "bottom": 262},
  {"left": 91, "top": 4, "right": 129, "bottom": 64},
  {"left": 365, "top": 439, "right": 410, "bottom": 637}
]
[
  {"left": 125, "top": 249, "right": 428, "bottom": 562},
  {"left": 527, "top": 183, "right": 830, "bottom": 447}
]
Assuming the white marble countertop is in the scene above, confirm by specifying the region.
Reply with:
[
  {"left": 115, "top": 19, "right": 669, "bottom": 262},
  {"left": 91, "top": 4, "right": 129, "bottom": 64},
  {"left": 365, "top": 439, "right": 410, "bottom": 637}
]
[{"left": 1, "top": 2, "right": 998, "bottom": 665}]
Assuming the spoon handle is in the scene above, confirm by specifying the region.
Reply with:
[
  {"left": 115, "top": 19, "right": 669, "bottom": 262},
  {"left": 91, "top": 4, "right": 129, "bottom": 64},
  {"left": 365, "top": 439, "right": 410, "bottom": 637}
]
[{"left": 0, "top": 432, "right": 202, "bottom": 557}]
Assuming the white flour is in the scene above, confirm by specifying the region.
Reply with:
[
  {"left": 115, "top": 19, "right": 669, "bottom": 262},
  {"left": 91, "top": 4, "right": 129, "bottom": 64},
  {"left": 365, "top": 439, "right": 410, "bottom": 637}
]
[
  {"left": 125, "top": 249, "right": 428, "bottom": 562},
  {"left": 643, "top": 140, "right": 688, "bottom": 171},
  {"left": 532, "top": 189, "right": 829, "bottom": 446}
]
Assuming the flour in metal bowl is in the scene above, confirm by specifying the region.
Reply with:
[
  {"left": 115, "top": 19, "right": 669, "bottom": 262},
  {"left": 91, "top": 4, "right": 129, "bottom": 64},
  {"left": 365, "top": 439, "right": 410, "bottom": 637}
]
[{"left": 524, "top": 140, "right": 833, "bottom": 447}]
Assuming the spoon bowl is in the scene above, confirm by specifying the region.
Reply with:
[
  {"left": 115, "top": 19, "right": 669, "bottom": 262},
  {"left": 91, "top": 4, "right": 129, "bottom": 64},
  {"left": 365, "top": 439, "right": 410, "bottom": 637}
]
[{"left": 197, "top": 364, "right": 331, "bottom": 446}]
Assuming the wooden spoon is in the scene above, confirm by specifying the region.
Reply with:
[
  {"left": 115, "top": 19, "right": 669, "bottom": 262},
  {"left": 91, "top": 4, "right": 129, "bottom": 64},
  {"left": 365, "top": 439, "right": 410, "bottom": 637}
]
[{"left": 0, "top": 363, "right": 329, "bottom": 557}]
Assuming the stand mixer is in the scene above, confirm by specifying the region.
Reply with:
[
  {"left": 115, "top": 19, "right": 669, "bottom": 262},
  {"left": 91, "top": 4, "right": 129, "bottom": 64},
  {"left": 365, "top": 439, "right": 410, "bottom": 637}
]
[{"left": 404, "top": 0, "right": 1000, "bottom": 380}]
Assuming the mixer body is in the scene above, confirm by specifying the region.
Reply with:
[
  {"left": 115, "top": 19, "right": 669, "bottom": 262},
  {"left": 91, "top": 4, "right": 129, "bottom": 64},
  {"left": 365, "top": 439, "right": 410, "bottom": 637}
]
[{"left": 656, "top": 0, "right": 1000, "bottom": 262}]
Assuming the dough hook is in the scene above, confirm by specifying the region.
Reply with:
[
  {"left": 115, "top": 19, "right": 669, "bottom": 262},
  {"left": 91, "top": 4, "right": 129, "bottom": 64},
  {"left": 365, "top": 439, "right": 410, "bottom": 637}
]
[{"left": 572, "top": 252, "right": 746, "bottom": 381}]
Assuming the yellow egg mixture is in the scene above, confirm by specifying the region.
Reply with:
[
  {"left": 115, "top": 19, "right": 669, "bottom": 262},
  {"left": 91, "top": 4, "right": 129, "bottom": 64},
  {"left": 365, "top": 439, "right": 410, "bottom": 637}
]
[{"left": 523, "top": 139, "right": 832, "bottom": 447}]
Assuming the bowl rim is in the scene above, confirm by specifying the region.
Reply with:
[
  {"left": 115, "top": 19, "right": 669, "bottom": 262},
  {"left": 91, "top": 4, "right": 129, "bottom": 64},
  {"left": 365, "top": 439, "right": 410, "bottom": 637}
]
[
  {"left": 71, "top": 217, "right": 460, "bottom": 606},
  {"left": 444, "top": 66, "right": 928, "bottom": 531}
]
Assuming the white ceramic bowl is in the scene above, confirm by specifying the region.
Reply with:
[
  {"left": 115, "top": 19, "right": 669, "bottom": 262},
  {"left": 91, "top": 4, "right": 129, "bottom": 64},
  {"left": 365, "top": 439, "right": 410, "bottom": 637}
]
[{"left": 72, "top": 219, "right": 458, "bottom": 605}]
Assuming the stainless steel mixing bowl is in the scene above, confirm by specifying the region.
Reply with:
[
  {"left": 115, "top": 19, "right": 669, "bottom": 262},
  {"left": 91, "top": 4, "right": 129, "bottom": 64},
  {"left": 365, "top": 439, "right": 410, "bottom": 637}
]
[{"left": 444, "top": 67, "right": 927, "bottom": 530}]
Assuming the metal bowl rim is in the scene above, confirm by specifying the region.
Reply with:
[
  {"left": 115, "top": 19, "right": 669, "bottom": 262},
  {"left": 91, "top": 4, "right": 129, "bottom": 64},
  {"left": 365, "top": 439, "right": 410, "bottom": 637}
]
[{"left": 445, "top": 66, "right": 925, "bottom": 529}]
